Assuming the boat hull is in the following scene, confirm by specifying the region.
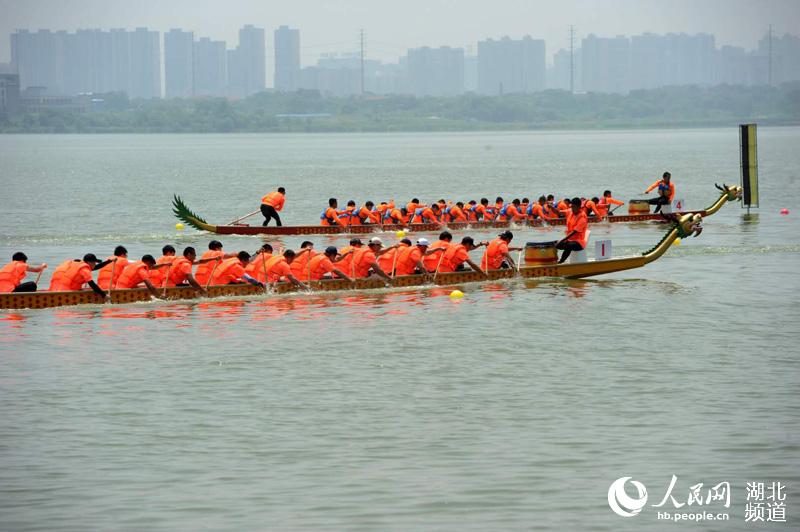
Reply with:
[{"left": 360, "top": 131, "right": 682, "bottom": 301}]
[
  {"left": 0, "top": 256, "right": 648, "bottom": 310},
  {"left": 206, "top": 211, "right": 704, "bottom": 236}
]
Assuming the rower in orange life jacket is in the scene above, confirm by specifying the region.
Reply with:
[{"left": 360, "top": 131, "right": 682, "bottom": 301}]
[
  {"left": 474, "top": 198, "right": 494, "bottom": 221},
  {"left": 556, "top": 198, "right": 589, "bottom": 263},
  {"left": 194, "top": 240, "right": 235, "bottom": 286},
  {"left": 493, "top": 197, "right": 504, "bottom": 218},
  {"left": 149, "top": 245, "right": 177, "bottom": 289},
  {"left": 498, "top": 199, "right": 526, "bottom": 222},
  {"left": 376, "top": 200, "right": 394, "bottom": 221},
  {"left": 0, "top": 252, "right": 47, "bottom": 293},
  {"left": 378, "top": 238, "right": 409, "bottom": 275},
  {"left": 49, "top": 253, "right": 110, "bottom": 300},
  {"left": 351, "top": 237, "right": 393, "bottom": 284},
  {"left": 320, "top": 198, "right": 344, "bottom": 226},
  {"left": 337, "top": 200, "right": 358, "bottom": 226},
  {"left": 645, "top": 172, "right": 675, "bottom": 213},
  {"left": 165, "top": 246, "right": 207, "bottom": 294},
  {"left": 520, "top": 198, "right": 530, "bottom": 215},
  {"left": 439, "top": 236, "right": 487, "bottom": 274},
  {"left": 557, "top": 198, "right": 571, "bottom": 217},
  {"left": 528, "top": 196, "right": 558, "bottom": 221},
  {"left": 422, "top": 231, "right": 453, "bottom": 273},
  {"left": 306, "top": 246, "right": 354, "bottom": 282},
  {"left": 357, "top": 201, "right": 380, "bottom": 225},
  {"left": 598, "top": 189, "right": 625, "bottom": 215},
  {"left": 289, "top": 241, "right": 317, "bottom": 279},
  {"left": 336, "top": 238, "right": 363, "bottom": 278},
  {"left": 385, "top": 207, "right": 408, "bottom": 225},
  {"left": 264, "top": 250, "right": 308, "bottom": 289},
  {"left": 395, "top": 238, "right": 431, "bottom": 276},
  {"left": 411, "top": 204, "right": 442, "bottom": 224},
  {"left": 243, "top": 244, "right": 274, "bottom": 284},
  {"left": 443, "top": 202, "right": 468, "bottom": 223},
  {"left": 406, "top": 198, "right": 423, "bottom": 215},
  {"left": 210, "top": 251, "right": 264, "bottom": 287},
  {"left": 465, "top": 200, "right": 480, "bottom": 222},
  {"left": 481, "top": 231, "right": 521, "bottom": 271},
  {"left": 115, "top": 255, "right": 163, "bottom": 298},
  {"left": 544, "top": 195, "right": 560, "bottom": 218},
  {"left": 584, "top": 197, "right": 604, "bottom": 217},
  {"left": 96, "top": 245, "right": 129, "bottom": 290}
]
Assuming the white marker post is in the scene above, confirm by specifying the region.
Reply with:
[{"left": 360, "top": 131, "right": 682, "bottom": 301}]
[{"left": 595, "top": 240, "right": 612, "bottom": 261}]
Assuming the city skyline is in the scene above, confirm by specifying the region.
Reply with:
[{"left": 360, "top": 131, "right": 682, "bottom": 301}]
[{"left": 1, "top": 0, "right": 798, "bottom": 85}]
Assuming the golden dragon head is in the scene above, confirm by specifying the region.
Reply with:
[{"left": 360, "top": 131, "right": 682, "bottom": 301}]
[
  {"left": 715, "top": 183, "right": 743, "bottom": 202},
  {"left": 661, "top": 212, "right": 704, "bottom": 238}
]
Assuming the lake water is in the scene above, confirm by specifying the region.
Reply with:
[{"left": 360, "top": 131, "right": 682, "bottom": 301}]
[{"left": 1, "top": 129, "right": 798, "bottom": 531}]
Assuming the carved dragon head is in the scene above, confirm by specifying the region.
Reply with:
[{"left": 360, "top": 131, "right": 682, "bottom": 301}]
[
  {"left": 715, "top": 183, "right": 743, "bottom": 202},
  {"left": 662, "top": 212, "right": 704, "bottom": 238}
]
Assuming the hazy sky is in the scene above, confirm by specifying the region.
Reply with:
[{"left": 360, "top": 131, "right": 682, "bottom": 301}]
[{"left": 1, "top": 0, "right": 797, "bottom": 73}]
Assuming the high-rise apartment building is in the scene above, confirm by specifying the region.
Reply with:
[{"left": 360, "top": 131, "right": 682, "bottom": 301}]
[
  {"left": 128, "top": 28, "right": 160, "bottom": 99},
  {"left": 194, "top": 37, "right": 227, "bottom": 96},
  {"left": 407, "top": 46, "right": 464, "bottom": 97},
  {"left": 227, "top": 25, "right": 265, "bottom": 97},
  {"left": 581, "top": 34, "right": 630, "bottom": 93},
  {"left": 165, "top": 29, "right": 194, "bottom": 98},
  {"left": 274, "top": 25, "right": 300, "bottom": 92},
  {"left": 477, "top": 36, "right": 546, "bottom": 95}
]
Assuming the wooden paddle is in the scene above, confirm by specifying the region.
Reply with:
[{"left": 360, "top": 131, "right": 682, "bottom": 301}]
[
  {"left": 34, "top": 263, "right": 47, "bottom": 286},
  {"left": 261, "top": 251, "right": 269, "bottom": 293},
  {"left": 205, "top": 257, "right": 222, "bottom": 290},
  {"left": 107, "top": 258, "right": 117, "bottom": 302},
  {"left": 432, "top": 248, "right": 447, "bottom": 282},
  {"left": 161, "top": 262, "right": 172, "bottom": 298},
  {"left": 227, "top": 209, "right": 260, "bottom": 225}
]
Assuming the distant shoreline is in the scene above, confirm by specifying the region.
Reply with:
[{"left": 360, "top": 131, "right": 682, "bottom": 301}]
[
  {"left": 3, "top": 84, "right": 798, "bottom": 134},
  {"left": 2, "top": 120, "right": 799, "bottom": 134}
]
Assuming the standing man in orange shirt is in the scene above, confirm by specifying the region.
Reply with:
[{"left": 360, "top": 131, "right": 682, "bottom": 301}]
[
  {"left": 0, "top": 252, "right": 47, "bottom": 292},
  {"left": 556, "top": 198, "right": 589, "bottom": 263},
  {"left": 261, "top": 187, "right": 285, "bottom": 226}
]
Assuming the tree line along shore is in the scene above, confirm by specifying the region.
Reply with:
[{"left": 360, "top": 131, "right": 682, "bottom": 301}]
[{"left": 1, "top": 83, "right": 798, "bottom": 134}]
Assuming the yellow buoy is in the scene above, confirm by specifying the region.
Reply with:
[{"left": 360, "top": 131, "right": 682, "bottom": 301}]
[
  {"left": 175, "top": 222, "right": 185, "bottom": 231},
  {"left": 673, "top": 238, "right": 681, "bottom": 246},
  {"left": 450, "top": 290, "right": 464, "bottom": 299},
  {"left": 396, "top": 230, "right": 406, "bottom": 238}
]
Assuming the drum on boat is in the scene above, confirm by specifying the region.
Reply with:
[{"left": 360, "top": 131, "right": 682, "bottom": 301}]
[
  {"left": 628, "top": 199, "right": 651, "bottom": 215},
  {"left": 525, "top": 241, "right": 558, "bottom": 265}
]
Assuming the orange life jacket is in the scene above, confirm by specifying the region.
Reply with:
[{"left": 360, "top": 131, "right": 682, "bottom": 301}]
[
  {"left": 210, "top": 257, "right": 245, "bottom": 285},
  {"left": 244, "top": 252, "right": 272, "bottom": 284},
  {"left": 482, "top": 238, "right": 508, "bottom": 271},
  {"left": 194, "top": 250, "right": 223, "bottom": 285},
  {"left": 422, "top": 240, "right": 450, "bottom": 272},
  {"left": 261, "top": 191, "right": 285, "bottom": 210},
  {"left": 0, "top": 261, "right": 27, "bottom": 292},
  {"left": 149, "top": 255, "right": 174, "bottom": 289},
  {"left": 116, "top": 261, "right": 150, "bottom": 289},
  {"left": 49, "top": 260, "right": 92, "bottom": 291},
  {"left": 96, "top": 255, "right": 128, "bottom": 290}
]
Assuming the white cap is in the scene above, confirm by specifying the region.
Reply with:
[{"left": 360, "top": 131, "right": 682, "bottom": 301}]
[
  {"left": 416, "top": 238, "right": 430, "bottom": 246},
  {"left": 369, "top": 237, "right": 383, "bottom": 245}
]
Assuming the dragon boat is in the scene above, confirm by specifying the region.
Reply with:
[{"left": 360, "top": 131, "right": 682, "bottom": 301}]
[
  {"left": 171, "top": 186, "right": 734, "bottom": 236},
  {"left": 1, "top": 186, "right": 741, "bottom": 311}
]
